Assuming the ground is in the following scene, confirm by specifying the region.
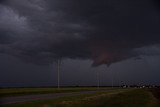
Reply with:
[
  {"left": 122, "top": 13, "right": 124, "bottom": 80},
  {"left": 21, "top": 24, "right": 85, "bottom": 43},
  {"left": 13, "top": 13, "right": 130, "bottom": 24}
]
[{"left": 0, "top": 87, "right": 160, "bottom": 107}]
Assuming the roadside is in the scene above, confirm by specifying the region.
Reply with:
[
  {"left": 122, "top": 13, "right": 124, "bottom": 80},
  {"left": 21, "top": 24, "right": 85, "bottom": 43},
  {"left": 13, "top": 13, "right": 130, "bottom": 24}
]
[
  {"left": 0, "top": 87, "right": 113, "bottom": 98},
  {"left": 0, "top": 88, "right": 128, "bottom": 106},
  {"left": 0, "top": 91, "right": 102, "bottom": 105},
  {"left": 2, "top": 88, "right": 160, "bottom": 107}
]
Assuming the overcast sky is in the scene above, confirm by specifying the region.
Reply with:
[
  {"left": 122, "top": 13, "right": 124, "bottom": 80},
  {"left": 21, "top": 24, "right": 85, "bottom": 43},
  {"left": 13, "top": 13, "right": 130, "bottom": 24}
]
[{"left": 0, "top": 0, "right": 160, "bottom": 87}]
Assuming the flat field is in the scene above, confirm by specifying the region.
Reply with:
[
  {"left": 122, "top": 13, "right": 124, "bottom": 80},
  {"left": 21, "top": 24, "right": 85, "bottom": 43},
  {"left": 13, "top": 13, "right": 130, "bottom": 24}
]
[
  {"left": 0, "top": 87, "right": 111, "bottom": 97},
  {"left": 1, "top": 88, "right": 160, "bottom": 107}
]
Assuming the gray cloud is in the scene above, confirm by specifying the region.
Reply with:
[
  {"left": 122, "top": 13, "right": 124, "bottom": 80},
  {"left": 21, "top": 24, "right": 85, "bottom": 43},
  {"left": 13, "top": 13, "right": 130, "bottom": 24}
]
[{"left": 0, "top": 0, "right": 160, "bottom": 66}]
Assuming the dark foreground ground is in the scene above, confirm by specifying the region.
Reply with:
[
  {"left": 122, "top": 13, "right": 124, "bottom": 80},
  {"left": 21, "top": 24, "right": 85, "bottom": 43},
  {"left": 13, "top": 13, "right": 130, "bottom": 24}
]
[
  {"left": 0, "top": 91, "right": 102, "bottom": 105},
  {"left": 149, "top": 88, "right": 160, "bottom": 100},
  {"left": 0, "top": 88, "right": 160, "bottom": 107}
]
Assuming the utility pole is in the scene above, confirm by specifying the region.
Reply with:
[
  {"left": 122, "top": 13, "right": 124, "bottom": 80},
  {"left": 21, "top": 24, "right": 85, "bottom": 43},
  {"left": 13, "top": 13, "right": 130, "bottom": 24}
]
[
  {"left": 57, "top": 59, "right": 61, "bottom": 89},
  {"left": 96, "top": 71, "right": 100, "bottom": 89},
  {"left": 111, "top": 71, "right": 114, "bottom": 88}
]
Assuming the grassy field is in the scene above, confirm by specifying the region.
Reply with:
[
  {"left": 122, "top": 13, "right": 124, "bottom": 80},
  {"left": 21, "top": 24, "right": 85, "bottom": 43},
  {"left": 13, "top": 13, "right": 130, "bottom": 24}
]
[
  {"left": 2, "top": 88, "right": 160, "bottom": 107},
  {"left": 0, "top": 87, "right": 118, "bottom": 97},
  {"left": 0, "top": 87, "right": 113, "bottom": 97}
]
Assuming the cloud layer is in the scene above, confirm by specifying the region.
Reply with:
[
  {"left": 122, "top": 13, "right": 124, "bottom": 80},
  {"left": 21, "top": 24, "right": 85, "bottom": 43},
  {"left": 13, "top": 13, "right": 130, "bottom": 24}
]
[{"left": 0, "top": 0, "right": 160, "bottom": 66}]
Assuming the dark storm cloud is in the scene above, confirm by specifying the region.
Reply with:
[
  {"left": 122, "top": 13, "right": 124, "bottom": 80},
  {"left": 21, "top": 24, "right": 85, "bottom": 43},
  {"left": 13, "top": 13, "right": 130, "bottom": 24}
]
[
  {"left": 153, "top": 0, "right": 160, "bottom": 9},
  {"left": 0, "top": 0, "right": 5, "bottom": 3},
  {"left": 0, "top": 0, "right": 160, "bottom": 66}
]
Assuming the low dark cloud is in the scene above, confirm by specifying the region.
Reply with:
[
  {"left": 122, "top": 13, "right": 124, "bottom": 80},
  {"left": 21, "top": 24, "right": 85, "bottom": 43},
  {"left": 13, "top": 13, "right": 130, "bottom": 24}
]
[{"left": 0, "top": 0, "right": 160, "bottom": 66}]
